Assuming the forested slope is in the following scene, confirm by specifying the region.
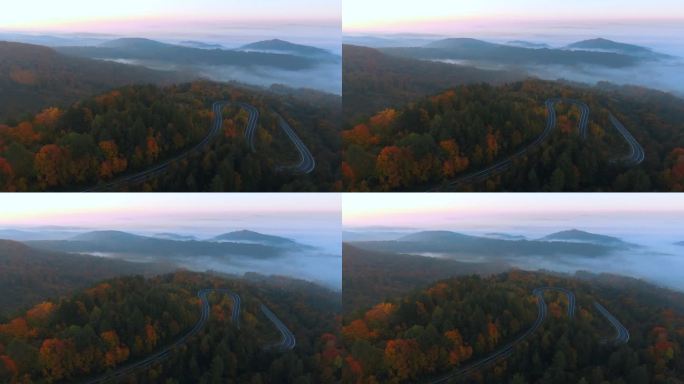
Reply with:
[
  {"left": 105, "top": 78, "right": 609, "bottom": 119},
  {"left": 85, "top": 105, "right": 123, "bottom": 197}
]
[
  {"left": 0, "top": 271, "right": 342, "bottom": 383},
  {"left": 341, "top": 271, "right": 684, "bottom": 383},
  {"left": 342, "top": 79, "right": 684, "bottom": 191}
]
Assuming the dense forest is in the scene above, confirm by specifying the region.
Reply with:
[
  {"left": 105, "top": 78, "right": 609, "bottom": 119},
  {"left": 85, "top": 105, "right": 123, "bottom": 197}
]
[
  {"left": 0, "top": 81, "right": 340, "bottom": 192},
  {"left": 342, "top": 79, "right": 684, "bottom": 191},
  {"left": 0, "top": 271, "right": 342, "bottom": 383},
  {"left": 341, "top": 270, "right": 684, "bottom": 383}
]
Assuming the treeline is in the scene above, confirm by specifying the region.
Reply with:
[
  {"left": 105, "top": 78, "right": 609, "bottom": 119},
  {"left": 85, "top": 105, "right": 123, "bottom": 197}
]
[
  {"left": 0, "top": 271, "right": 343, "bottom": 383},
  {"left": 342, "top": 79, "right": 684, "bottom": 191},
  {"left": 0, "top": 81, "right": 340, "bottom": 192},
  {"left": 340, "top": 271, "right": 684, "bottom": 383},
  {"left": 133, "top": 272, "right": 343, "bottom": 383},
  {"left": 0, "top": 275, "right": 198, "bottom": 382}
]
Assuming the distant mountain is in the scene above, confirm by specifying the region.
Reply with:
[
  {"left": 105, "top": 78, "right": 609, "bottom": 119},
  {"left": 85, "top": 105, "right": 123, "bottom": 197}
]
[
  {"left": 381, "top": 37, "right": 641, "bottom": 68},
  {"left": 675, "top": 241, "right": 684, "bottom": 246},
  {"left": 350, "top": 230, "right": 623, "bottom": 258},
  {"left": 0, "top": 41, "right": 188, "bottom": 120},
  {"left": 343, "top": 35, "right": 438, "bottom": 48},
  {"left": 565, "top": 38, "right": 666, "bottom": 58},
  {"left": 153, "top": 233, "right": 198, "bottom": 241},
  {"left": 484, "top": 232, "right": 528, "bottom": 241},
  {"left": 178, "top": 40, "right": 225, "bottom": 50},
  {"left": 211, "top": 230, "right": 301, "bottom": 247},
  {"left": 99, "top": 37, "right": 169, "bottom": 50},
  {"left": 506, "top": 40, "right": 551, "bottom": 49},
  {"left": 240, "top": 39, "right": 333, "bottom": 58},
  {"left": 0, "top": 32, "right": 109, "bottom": 47},
  {"left": 540, "top": 229, "right": 631, "bottom": 246},
  {"left": 0, "top": 229, "right": 81, "bottom": 241},
  {"left": 342, "top": 230, "right": 408, "bottom": 242},
  {"left": 26, "top": 231, "right": 287, "bottom": 260},
  {"left": 397, "top": 230, "right": 475, "bottom": 243},
  {"left": 56, "top": 38, "right": 320, "bottom": 71},
  {"left": 0, "top": 239, "right": 172, "bottom": 315},
  {"left": 71, "top": 230, "right": 146, "bottom": 242}
]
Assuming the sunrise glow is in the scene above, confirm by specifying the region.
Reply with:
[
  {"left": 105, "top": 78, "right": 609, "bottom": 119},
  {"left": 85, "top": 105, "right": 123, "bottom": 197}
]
[{"left": 343, "top": 0, "right": 684, "bottom": 33}]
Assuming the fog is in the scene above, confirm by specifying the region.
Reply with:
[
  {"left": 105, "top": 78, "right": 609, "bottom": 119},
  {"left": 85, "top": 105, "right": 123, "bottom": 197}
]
[
  {"left": 351, "top": 224, "right": 684, "bottom": 293},
  {"left": 349, "top": 21, "right": 684, "bottom": 96},
  {"left": 98, "top": 58, "right": 341, "bottom": 95},
  {"left": 198, "top": 62, "right": 341, "bottom": 95},
  {"left": 528, "top": 60, "right": 684, "bottom": 98},
  {"left": 183, "top": 250, "right": 341, "bottom": 291},
  {"left": 1, "top": 227, "right": 342, "bottom": 291}
]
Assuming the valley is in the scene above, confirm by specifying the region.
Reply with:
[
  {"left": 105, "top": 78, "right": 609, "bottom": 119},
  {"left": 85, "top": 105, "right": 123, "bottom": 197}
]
[{"left": 0, "top": 37, "right": 341, "bottom": 192}]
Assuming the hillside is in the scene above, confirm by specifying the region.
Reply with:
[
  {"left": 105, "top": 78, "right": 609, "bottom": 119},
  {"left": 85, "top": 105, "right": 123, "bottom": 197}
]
[
  {"left": 0, "top": 271, "right": 342, "bottom": 383},
  {"left": 341, "top": 270, "right": 684, "bottom": 383},
  {"left": 540, "top": 229, "right": 630, "bottom": 246},
  {"left": 0, "top": 41, "right": 189, "bottom": 121},
  {"left": 0, "top": 240, "right": 173, "bottom": 317},
  {"left": 342, "top": 44, "right": 525, "bottom": 124},
  {"left": 342, "top": 244, "right": 509, "bottom": 314},
  {"left": 342, "top": 78, "right": 684, "bottom": 191},
  {"left": 211, "top": 230, "right": 301, "bottom": 247},
  {"left": 565, "top": 38, "right": 664, "bottom": 57},
  {"left": 0, "top": 81, "right": 341, "bottom": 192},
  {"left": 240, "top": 39, "right": 336, "bottom": 59}
]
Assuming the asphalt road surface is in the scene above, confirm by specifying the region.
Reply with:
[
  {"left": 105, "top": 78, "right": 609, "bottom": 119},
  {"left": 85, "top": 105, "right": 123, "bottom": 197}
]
[
  {"left": 427, "top": 287, "right": 627, "bottom": 383},
  {"left": 86, "top": 101, "right": 313, "bottom": 191},
  {"left": 260, "top": 304, "right": 297, "bottom": 350},
  {"left": 594, "top": 301, "right": 630, "bottom": 344},
  {"left": 239, "top": 102, "right": 260, "bottom": 152},
  {"left": 609, "top": 114, "right": 645, "bottom": 166},
  {"left": 433, "top": 99, "right": 643, "bottom": 190},
  {"left": 275, "top": 114, "right": 316, "bottom": 174},
  {"left": 82, "top": 288, "right": 294, "bottom": 383}
]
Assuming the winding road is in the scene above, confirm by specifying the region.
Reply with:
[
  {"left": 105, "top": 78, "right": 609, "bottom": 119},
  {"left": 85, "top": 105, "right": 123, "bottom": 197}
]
[
  {"left": 82, "top": 288, "right": 295, "bottom": 384},
  {"left": 428, "top": 287, "right": 627, "bottom": 383},
  {"left": 86, "top": 100, "right": 315, "bottom": 191},
  {"left": 594, "top": 301, "right": 630, "bottom": 344},
  {"left": 260, "top": 304, "right": 297, "bottom": 350},
  {"left": 85, "top": 101, "right": 231, "bottom": 192},
  {"left": 609, "top": 114, "right": 645, "bottom": 166},
  {"left": 275, "top": 114, "right": 317, "bottom": 174},
  {"left": 434, "top": 99, "right": 644, "bottom": 190},
  {"left": 239, "top": 102, "right": 260, "bottom": 152}
]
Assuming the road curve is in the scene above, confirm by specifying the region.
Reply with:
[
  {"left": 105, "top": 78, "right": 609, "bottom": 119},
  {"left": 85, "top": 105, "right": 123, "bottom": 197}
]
[
  {"left": 82, "top": 288, "right": 240, "bottom": 384},
  {"left": 275, "top": 114, "right": 316, "bottom": 174},
  {"left": 85, "top": 101, "right": 231, "bottom": 192},
  {"left": 427, "top": 287, "right": 628, "bottom": 383},
  {"left": 609, "top": 114, "right": 645, "bottom": 166},
  {"left": 593, "top": 301, "right": 630, "bottom": 344},
  {"left": 433, "top": 99, "right": 643, "bottom": 190},
  {"left": 239, "top": 102, "right": 260, "bottom": 152},
  {"left": 260, "top": 304, "right": 297, "bottom": 351}
]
